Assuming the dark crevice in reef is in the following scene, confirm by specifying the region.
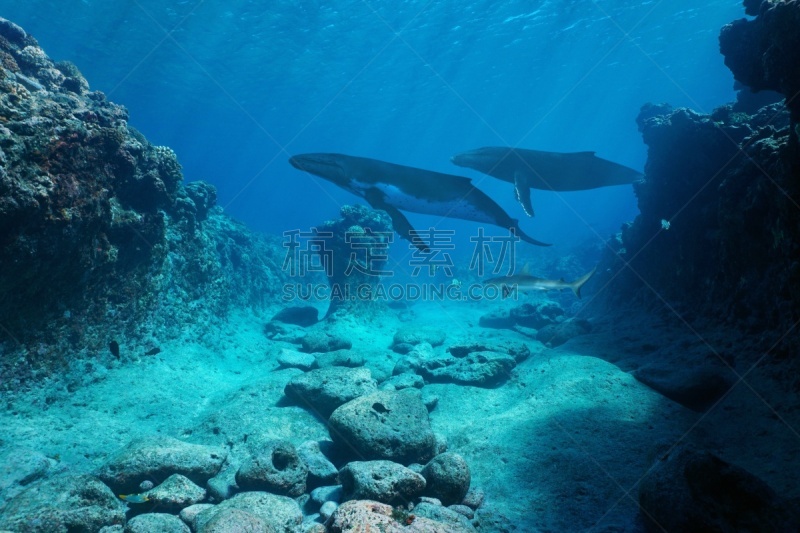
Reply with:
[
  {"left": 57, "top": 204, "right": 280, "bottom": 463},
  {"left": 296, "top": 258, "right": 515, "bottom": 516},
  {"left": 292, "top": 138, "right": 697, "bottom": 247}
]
[
  {"left": 0, "top": 18, "right": 287, "bottom": 388},
  {"left": 592, "top": 0, "right": 800, "bottom": 364}
]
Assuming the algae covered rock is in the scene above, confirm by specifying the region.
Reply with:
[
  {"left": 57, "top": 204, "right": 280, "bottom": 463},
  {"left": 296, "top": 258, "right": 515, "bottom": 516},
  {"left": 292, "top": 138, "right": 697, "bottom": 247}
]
[
  {"left": 179, "top": 503, "right": 214, "bottom": 531},
  {"left": 194, "top": 491, "right": 302, "bottom": 533},
  {"left": 396, "top": 342, "right": 524, "bottom": 387},
  {"left": 276, "top": 348, "right": 317, "bottom": 370},
  {"left": 314, "top": 349, "right": 365, "bottom": 368},
  {"left": 421, "top": 452, "right": 471, "bottom": 506},
  {"left": 479, "top": 300, "right": 564, "bottom": 330},
  {"left": 284, "top": 366, "right": 377, "bottom": 418},
  {"left": 329, "top": 500, "right": 475, "bottom": 532},
  {"left": 301, "top": 330, "right": 353, "bottom": 353},
  {"left": 412, "top": 501, "right": 478, "bottom": 532},
  {"left": 380, "top": 372, "right": 425, "bottom": 391},
  {"left": 138, "top": 473, "right": 206, "bottom": 513},
  {"left": 95, "top": 436, "right": 226, "bottom": 494},
  {"left": 339, "top": 460, "right": 426, "bottom": 504},
  {"left": 0, "top": 447, "right": 56, "bottom": 509},
  {"left": 297, "top": 440, "right": 338, "bottom": 489},
  {"left": 391, "top": 325, "right": 447, "bottom": 352},
  {"left": 310, "top": 484, "right": 343, "bottom": 506},
  {"left": 328, "top": 389, "right": 437, "bottom": 464},
  {"left": 124, "top": 513, "right": 189, "bottom": 533},
  {"left": 198, "top": 507, "right": 267, "bottom": 533},
  {"left": 427, "top": 350, "right": 517, "bottom": 387},
  {"left": 0, "top": 474, "right": 125, "bottom": 532},
  {"left": 235, "top": 440, "right": 308, "bottom": 497}
]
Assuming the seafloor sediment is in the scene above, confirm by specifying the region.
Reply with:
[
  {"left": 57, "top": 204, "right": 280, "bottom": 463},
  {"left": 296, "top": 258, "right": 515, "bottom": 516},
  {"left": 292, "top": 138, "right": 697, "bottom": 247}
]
[{"left": 1, "top": 2, "right": 799, "bottom": 532}]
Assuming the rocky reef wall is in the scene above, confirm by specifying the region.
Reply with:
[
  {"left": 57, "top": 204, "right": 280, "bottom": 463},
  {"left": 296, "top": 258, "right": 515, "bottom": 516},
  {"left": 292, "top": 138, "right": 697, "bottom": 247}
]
[
  {"left": 597, "top": 1, "right": 800, "bottom": 351},
  {"left": 0, "top": 18, "right": 286, "bottom": 387}
]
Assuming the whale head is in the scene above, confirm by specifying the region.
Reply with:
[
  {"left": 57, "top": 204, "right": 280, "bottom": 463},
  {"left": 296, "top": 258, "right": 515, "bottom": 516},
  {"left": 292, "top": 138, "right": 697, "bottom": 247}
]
[
  {"left": 451, "top": 146, "right": 513, "bottom": 174},
  {"left": 289, "top": 153, "right": 351, "bottom": 187}
]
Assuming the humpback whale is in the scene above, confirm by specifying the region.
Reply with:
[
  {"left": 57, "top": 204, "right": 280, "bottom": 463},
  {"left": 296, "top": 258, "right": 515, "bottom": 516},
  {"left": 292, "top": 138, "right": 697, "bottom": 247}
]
[
  {"left": 485, "top": 266, "right": 597, "bottom": 299},
  {"left": 288, "top": 153, "right": 550, "bottom": 250},
  {"left": 451, "top": 147, "right": 643, "bottom": 217}
]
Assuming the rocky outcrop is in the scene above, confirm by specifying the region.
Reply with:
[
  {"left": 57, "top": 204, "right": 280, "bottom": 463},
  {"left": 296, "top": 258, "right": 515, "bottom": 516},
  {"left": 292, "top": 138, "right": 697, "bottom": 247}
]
[
  {"left": 0, "top": 18, "right": 287, "bottom": 388},
  {"left": 598, "top": 100, "right": 799, "bottom": 344},
  {"left": 315, "top": 204, "right": 394, "bottom": 319},
  {"left": 639, "top": 446, "right": 799, "bottom": 532},
  {"left": 594, "top": 2, "right": 800, "bottom": 348},
  {"left": 720, "top": 0, "right": 800, "bottom": 123}
]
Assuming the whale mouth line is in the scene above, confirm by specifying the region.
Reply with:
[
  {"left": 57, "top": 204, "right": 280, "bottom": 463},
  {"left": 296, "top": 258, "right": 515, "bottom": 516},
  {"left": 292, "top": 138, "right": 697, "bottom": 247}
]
[{"left": 289, "top": 154, "right": 341, "bottom": 175}]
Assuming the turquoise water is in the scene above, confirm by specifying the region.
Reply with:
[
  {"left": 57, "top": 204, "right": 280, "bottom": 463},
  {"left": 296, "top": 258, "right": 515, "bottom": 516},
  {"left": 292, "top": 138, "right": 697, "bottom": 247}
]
[{"left": 0, "top": 0, "right": 741, "bottom": 253}]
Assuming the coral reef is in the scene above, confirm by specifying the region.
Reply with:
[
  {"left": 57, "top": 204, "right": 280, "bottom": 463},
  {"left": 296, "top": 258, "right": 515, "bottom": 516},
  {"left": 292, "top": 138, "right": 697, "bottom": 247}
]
[
  {"left": 0, "top": 18, "right": 286, "bottom": 388},
  {"left": 316, "top": 204, "right": 394, "bottom": 318}
]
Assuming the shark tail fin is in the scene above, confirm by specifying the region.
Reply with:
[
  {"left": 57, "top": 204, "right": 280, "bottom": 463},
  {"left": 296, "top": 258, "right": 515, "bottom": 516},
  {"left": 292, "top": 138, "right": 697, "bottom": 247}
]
[
  {"left": 570, "top": 266, "right": 597, "bottom": 299},
  {"left": 501, "top": 284, "right": 520, "bottom": 299}
]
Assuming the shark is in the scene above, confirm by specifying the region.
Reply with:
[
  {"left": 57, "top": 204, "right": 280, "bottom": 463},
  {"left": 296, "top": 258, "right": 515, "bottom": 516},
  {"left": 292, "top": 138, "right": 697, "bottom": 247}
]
[
  {"left": 288, "top": 153, "right": 550, "bottom": 251},
  {"left": 485, "top": 266, "right": 597, "bottom": 299},
  {"left": 451, "top": 147, "right": 643, "bottom": 217}
]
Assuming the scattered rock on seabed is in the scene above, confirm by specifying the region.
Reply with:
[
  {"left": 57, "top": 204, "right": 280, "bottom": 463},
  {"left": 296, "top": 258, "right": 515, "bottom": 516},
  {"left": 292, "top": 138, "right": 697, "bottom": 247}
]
[
  {"left": 421, "top": 452, "right": 471, "bottom": 506},
  {"left": 339, "top": 460, "right": 426, "bottom": 504},
  {"left": 95, "top": 436, "right": 226, "bottom": 494},
  {"left": 393, "top": 341, "right": 530, "bottom": 387},
  {"left": 298, "top": 440, "right": 339, "bottom": 489},
  {"left": 284, "top": 366, "right": 377, "bottom": 419},
  {"left": 301, "top": 330, "right": 353, "bottom": 353},
  {"left": 124, "top": 513, "right": 189, "bottom": 533},
  {"left": 328, "top": 389, "right": 437, "bottom": 464},
  {"left": 0, "top": 474, "right": 125, "bottom": 532},
  {"left": 478, "top": 300, "right": 564, "bottom": 330},
  {"left": 329, "top": 500, "right": 477, "bottom": 533},
  {"left": 137, "top": 473, "right": 206, "bottom": 513},
  {"left": 235, "top": 440, "right": 308, "bottom": 497},
  {"left": 193, "top": 491, "right": 302, "bottom": 532},
  {"left": 391, "top": 325, "right": 447, "bottom": 353}
]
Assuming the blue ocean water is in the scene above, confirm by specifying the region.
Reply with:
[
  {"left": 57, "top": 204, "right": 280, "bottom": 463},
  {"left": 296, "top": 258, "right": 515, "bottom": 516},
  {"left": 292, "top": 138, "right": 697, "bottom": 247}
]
[
  {"left": 5, "top": 3, "right": 800, "bottom": 531},
  {"left": 0, "top": 0, "right": 740, "bottom": 259}
]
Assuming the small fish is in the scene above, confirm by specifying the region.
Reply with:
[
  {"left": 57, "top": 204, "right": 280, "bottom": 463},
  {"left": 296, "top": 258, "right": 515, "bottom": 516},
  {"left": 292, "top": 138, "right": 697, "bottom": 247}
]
[
  {"left": 144, "top": 347, "right": 161, "bottom": 356},
  {"left": 118, "top": 493, "right": 150, "bottom": 503},
  {"left": 109, "top": 340, "right": 120, "bottom": 359}
]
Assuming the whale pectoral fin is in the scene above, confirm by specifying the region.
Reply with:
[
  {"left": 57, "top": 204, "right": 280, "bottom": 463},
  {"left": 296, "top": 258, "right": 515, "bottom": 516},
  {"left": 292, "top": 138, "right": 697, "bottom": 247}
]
[
  {"left": 511, "top": 220, "right": 551, "bottom": 247},
  {"left": 364, "top": 189, "right": 429, "bottom": 252},
  {"left": 513, "top": 171, "right": 534, "bottom": 217}
]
